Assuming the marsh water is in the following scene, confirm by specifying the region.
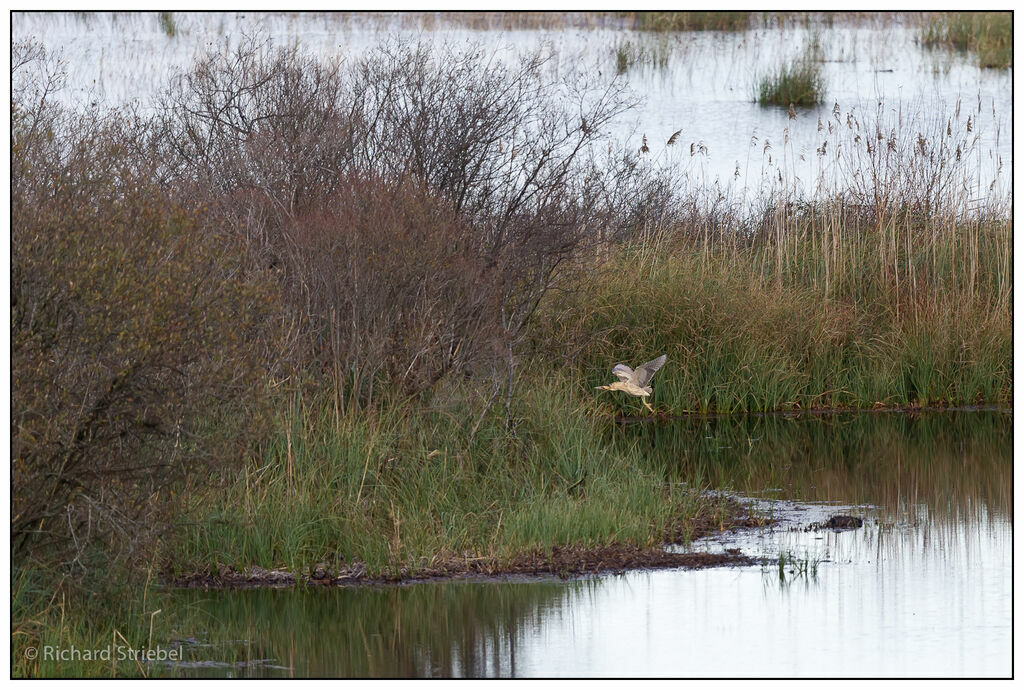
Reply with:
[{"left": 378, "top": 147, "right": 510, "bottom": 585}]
[
  {"left": 14, "top": 12, "right": 1011, "bottom": 204},
  {"left": 164, "top": 410, "right": 1011, "bottom": 678}
]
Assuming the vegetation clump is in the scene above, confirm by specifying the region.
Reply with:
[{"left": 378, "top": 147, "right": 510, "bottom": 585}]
[
  {"left": 757, "top": 44, "right": 826, "bottom": 106},
  {"left": 158, "top": 11, "right": 176, "bottom": 37},
  {"left": 631, "top": 11, "right": 755, "bottom": 32},
  {"left": 614, "top": 36, "right": 674, "bottom": 73},
  {"left": 922, "top": 11, "right": 1011, "bottom": 69}
]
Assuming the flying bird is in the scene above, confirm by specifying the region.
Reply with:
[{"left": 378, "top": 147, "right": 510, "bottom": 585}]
[{"left": 596, "top": 354, "right": 668, "bottom": 413}]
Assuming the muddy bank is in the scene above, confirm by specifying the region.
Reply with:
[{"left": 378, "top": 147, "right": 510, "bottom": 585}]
[
  {"left": 170, "top": 505, "right": 770, "bottom": 589},
  {"left": 172, "top": 547, "right": 758, "bottom": 589}
]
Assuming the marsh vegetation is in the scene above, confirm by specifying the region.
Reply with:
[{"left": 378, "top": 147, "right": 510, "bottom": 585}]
[
  {"left": 756, "top": 39, "right": 826, "bottom": 106},
  {"left": 11, "top": 11, "right": 1012, "bottom": 677},
  {"left": 921, "top": 11, "right": 1012, "bottom": 69}
]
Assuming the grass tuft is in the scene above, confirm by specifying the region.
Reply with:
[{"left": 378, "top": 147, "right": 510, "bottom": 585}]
[
  {"left": 614, "top": 36, "right": 674, "bottom": 73},
  {"left": 757, "top": 42, "right": 825, "bottom": 106},
  {"left": 922, "top": 11, "right": 1011, "bottom": 69}
]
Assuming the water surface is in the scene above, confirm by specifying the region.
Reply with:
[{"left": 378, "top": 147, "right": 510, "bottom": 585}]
[
  {"left": 13, "top": 12, "right": 1011, "bottom": 203},
  {"left": 164, "top": 411, "right": 1011, "bottom": 678}
]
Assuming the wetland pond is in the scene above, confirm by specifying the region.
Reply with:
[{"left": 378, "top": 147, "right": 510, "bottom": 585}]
[
  {"left": 13, "top": 12, "right": 1011, "bottom": 204},
  {"left": 164, "top": 410, "right": 1011, "bottom": 678}
]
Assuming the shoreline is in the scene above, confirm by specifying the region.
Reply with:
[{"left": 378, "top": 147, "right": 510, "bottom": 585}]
[
  {"left": 165, "top": 492, "right": 884, "bottom": 591},
  {"left": 169, "top": 548, "right": 761, "bottom": 590},
  {"left": 168, "top": 513, "right": 772, "bottom": 590}
]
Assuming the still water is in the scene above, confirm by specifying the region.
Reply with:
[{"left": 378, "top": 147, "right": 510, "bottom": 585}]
[
  {"left": 164, "top": 411, "right": 1011, "bottom": 678},
  {"left": 13, "top": 11, "right": 1011, "bottom": 203}
]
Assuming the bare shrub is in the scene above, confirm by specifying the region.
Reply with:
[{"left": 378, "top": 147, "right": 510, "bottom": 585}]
[
  {"left": 343, "top": 41, "right": 641, "bottom": 404},
  {"left": 157, "top": 34, "right": 355, "bottom": 243},
  {"left": 156, "top": 37, "right": 645, "bottom": 402},
  {"left": 348, "top": 42, "right": 637, "bottom": 221},
  {"left": 12, "top": 76, "right": 283, "bottom": 563},
  {"left": 279, "top": 175, "right": 501, "bottom": 397}
]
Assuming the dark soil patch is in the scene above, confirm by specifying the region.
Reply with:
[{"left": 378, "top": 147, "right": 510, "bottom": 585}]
[
  {"left": 172, "top": 546, "right": 757, "bottom": 589},
  {"left": 807, "top": 514, "right": 864, "bottom": 531},
  {"left": 667, "top": 494, "right": 773, "bottom": 543}
]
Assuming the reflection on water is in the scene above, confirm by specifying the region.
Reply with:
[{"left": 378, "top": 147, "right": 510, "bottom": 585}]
[
  {"left": 169, "top": 579, "right": 588, "bottom": 677},
  {"left": 616, "top": 410, "right": 1012, "bottom": 524},
  {"left": 164, "top": 411, "right": 1011, "bottom": 677}
]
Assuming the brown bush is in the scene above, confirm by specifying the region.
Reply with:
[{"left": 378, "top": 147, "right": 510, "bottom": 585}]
[
  {"left": 12, "top": 68, "right": 283, "bottom": 563},
  {"left": 155, "top": 37, "right": 650, "bottom": 398},
  {"left": 156, "top": 34, "right": 354, "bottom": 245},
  {"left": 278, "top": 175, "right": 502, "bottom": 397}
]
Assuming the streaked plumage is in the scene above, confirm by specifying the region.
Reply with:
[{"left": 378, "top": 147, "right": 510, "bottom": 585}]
[{"left": 596, "top": 354, "right": 667, "bottom": 412}]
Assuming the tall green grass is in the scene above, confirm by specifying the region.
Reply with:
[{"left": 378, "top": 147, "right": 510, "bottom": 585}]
[
  {"left": 757, "top": 42, "right": 825, "bottom": 106},
  {"left": 170, "top": 378, "right": 726, "bottom": 580},
  {"left": 922, "top": 12, "right": 1012, "bottom": 68},
  {"left": 538, "top": 214, "right": 1011, "bottom": 413}
]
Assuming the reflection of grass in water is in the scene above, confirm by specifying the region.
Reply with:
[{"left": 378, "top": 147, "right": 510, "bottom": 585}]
[
  {"left": 12, "top": 569, "right": 168, "bottom": 678},
  {"left": 165, "top": 579, "right": 590, "bottom": 677},
  {"left": 16, "top": 570, "right": 590, "bottom": 677},
  {"left": 614, "top": 411, "right": 1012, "bottom": 525},
  {"left": 158, "top": 12, "right": 177, "bottom": 38},
  {"left": 614, "top": 36, "right": 674, "bottom": 73}
]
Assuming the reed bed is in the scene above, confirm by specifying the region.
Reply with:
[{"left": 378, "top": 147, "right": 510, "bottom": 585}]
[
  {"left": 631, "top": 11, "right": 756, "bottom": 32},
  {"left": 613, "top": 35, "right": 675, "bottom": 73},
  {"left": 921, "top": 11, "right": 1012, "bottom": 69},
  {"left": 756, "top": 40, "right": 825, "bottom": 106},
  {"left": 540, "top": 227, "right": 1010, "bottom": 415}
]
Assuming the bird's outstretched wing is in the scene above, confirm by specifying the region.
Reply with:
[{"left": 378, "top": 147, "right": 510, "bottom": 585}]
[
  {"left": 611, "top": 364, "right": 634, "bottom": 383},
  {"left": 634, "top": 354, "right": 667, "bottom": 387}
]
